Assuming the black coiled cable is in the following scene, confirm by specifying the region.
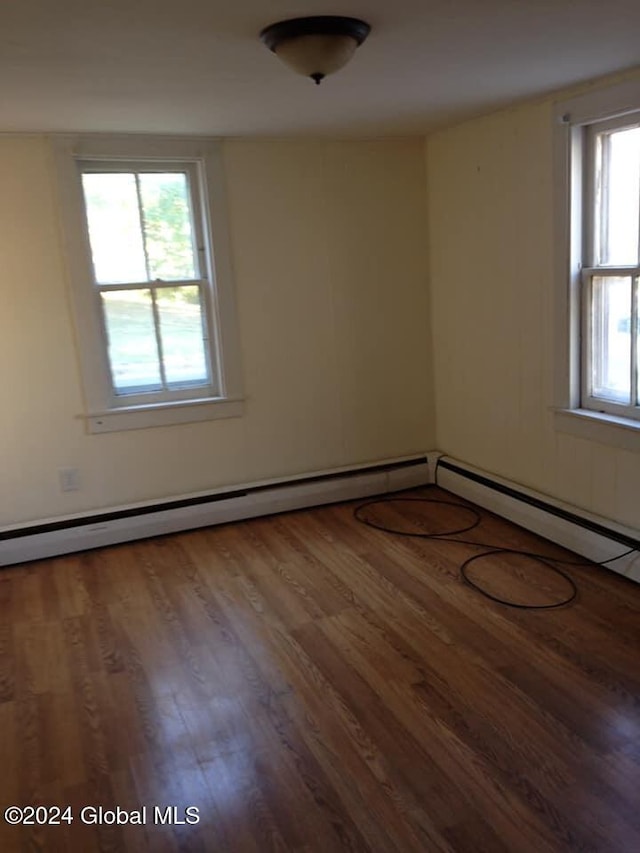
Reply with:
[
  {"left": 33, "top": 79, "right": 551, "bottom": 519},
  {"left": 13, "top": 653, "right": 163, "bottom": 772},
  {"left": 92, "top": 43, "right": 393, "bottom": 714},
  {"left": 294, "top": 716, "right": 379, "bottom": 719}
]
[{"left": 353, "top": 494, "right": 634, "bottom": 609}]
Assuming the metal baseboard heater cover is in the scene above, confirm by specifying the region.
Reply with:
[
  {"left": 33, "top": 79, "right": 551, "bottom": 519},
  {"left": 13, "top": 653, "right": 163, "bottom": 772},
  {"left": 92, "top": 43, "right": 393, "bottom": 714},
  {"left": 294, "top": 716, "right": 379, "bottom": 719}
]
[
  {"left": 0, "top": 454, "right": 431, "bottom": 567},
  {"left": 436, "top": 456, "right": 640, "bottom": 584},
  {"left": 3, "top": 451, "right": 637, "bottom": 583}
]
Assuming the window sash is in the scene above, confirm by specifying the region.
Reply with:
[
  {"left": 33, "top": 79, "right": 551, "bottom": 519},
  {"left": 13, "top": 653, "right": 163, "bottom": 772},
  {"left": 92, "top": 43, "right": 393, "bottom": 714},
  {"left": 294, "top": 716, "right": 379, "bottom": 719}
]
[
  {"left": 79, "top": 160, "right": 206, "bottom": 286},
  {"left": 98, "top": 280, "right": 216, "bottom": 405},
  {"left": 581, "top": 268, "right": 639, "bottom": 419},
  {"left": 585, "top": 116, "right": 640, "bottom": 268}
]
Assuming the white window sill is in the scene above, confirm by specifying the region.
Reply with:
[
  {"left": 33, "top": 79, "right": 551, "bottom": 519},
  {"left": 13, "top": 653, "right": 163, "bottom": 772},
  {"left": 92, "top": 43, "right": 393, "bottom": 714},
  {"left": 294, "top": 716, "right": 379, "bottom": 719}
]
[
  {"left": 554, "top": 407, "right": 640, "bottom": 451},
  {"left": 84, "top": 397, "right": 245, "bottom": 434}
]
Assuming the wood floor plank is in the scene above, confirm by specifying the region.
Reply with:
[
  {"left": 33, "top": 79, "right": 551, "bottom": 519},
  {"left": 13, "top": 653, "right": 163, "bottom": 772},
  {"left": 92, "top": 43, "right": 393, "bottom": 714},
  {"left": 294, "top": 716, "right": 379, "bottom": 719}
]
[
  {"left": 292, "top": 619, "right": 520, "bottom": 853},
  {"left": 179, "top": 539, "right": 434, "bottom": 851},
  {"left": 1, "top": 486, "right": 639, "bottom": 851}
]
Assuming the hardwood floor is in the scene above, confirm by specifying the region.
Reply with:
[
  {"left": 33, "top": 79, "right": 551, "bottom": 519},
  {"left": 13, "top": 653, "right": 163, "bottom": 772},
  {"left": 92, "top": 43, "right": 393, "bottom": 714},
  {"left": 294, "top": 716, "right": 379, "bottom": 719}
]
[{"left": 1, "top": 486, "right": 639, "bottom": 852}]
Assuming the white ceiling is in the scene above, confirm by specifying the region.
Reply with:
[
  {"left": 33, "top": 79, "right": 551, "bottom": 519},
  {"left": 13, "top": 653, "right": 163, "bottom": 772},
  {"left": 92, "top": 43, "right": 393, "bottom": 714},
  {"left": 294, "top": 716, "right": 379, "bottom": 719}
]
[{"left": 1, "top": 0, "right": 640, "bottom": 136}]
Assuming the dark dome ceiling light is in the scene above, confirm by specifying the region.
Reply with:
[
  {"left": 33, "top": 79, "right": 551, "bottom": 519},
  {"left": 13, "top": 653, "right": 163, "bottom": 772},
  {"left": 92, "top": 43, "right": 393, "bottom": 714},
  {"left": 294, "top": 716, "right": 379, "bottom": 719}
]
[{"left": 260, "top": 16, "right": 371, "bottom": 85}]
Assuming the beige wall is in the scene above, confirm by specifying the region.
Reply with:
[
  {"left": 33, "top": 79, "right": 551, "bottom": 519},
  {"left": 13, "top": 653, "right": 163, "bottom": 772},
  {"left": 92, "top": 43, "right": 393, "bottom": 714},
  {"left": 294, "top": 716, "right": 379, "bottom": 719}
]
[
  {"left": 427, "top": 99, "right": 640, "bottom": 529},
  {"left": 7, "top": 90, "right": 636, "bottom": 535},
  {"left": 0, "top": 136, "right": 433, "bottom": 527}
]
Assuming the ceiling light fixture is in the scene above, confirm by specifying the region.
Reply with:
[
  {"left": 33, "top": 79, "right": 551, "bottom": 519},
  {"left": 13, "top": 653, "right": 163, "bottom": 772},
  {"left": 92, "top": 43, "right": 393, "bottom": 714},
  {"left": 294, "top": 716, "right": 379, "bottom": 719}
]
[{"left": 260, "top": 16, "right": 371, "bottom": 85}]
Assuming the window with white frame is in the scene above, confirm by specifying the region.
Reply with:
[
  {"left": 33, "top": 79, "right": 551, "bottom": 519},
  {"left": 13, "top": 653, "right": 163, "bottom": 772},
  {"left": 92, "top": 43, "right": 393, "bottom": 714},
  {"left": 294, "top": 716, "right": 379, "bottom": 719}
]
[
  {"left": 554, "top": 80, "right": 640, "bottom": 445},
  {"left": 582, "top": 116, "right": 640, "bottom": 419},
  {"left": 53, "top": 137, "right": 243, "bottom": 433}
]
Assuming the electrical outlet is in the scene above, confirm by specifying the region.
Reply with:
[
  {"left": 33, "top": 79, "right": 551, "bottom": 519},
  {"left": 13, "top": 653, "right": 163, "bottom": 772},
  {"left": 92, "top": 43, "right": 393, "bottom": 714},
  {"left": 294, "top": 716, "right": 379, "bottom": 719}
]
[{"left": 59, "top": 467, "right": 80, "bottom": 492}]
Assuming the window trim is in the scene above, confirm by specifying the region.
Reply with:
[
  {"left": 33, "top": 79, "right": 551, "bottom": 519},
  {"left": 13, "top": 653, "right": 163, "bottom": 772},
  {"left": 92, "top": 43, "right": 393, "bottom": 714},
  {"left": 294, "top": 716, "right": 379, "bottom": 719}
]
[
  {"left": 50, "top": 134, "right": 243, "bottom": 433},
  {"left": 553, "top": 79, "right": 640, "bottom": 449}
]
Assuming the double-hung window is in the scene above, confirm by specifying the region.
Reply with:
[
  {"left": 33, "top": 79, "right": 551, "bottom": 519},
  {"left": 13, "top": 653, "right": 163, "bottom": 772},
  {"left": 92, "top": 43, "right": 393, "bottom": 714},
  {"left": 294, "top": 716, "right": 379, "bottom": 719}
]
[
  {"left": 81, "top": 160, "right": 215, "bottom": 401},
  {"left": 53, "top": 136, "right": 243, "bottom": 432},
  {"left": 555, "top": 80, "right": 640, "bottom": 444},
  {"left": 582, "top": 117, "right": 640, "bottom": 418}
]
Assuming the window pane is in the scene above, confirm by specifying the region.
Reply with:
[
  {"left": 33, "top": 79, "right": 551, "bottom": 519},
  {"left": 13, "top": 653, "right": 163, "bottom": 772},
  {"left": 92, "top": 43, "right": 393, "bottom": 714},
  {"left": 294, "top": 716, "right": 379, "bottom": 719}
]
[
  {"left": 591, "top": 276, "right": 631, "bottom": 402},
  {"left": 599, "top": 127, "right": 640, "bottom": 265},
  {"left": 139, "top": 173, "right": 197, "bottom": 281},
  {"left": 156, "top": 286, "right": 210, "bottom": 387},
  {"left": 101, "top": 290, "right": 162, "bottom": 394},
  {"left": 82, "top": 173, "right": 147, "bottom": 283}
]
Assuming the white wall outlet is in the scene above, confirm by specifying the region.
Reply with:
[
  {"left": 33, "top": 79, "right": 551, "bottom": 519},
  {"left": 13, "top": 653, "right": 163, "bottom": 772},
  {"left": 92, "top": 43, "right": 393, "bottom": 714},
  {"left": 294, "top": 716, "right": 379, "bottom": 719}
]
[{"left": 59, "top": 467, "right": 80, "bottom": 492}]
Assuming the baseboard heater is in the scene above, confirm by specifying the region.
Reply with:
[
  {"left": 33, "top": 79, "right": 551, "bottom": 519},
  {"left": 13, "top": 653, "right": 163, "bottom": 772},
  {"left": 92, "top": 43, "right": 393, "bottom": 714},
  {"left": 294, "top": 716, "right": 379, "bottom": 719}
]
[
  {"left": 0, "top": 454, "right": 431, "bottom": 567},
  {"left": 436, "top": 456, "right": 640, "bottom": 584}
]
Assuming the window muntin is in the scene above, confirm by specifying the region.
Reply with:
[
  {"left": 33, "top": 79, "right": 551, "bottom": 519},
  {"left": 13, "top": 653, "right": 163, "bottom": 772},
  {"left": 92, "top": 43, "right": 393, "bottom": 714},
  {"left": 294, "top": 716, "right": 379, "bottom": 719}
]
[
  {"left": 78, "top": 160, "right": 217, "bottom": 403},
  {"left": 582, "top": 118, "right": 640, "bottom": 419}
]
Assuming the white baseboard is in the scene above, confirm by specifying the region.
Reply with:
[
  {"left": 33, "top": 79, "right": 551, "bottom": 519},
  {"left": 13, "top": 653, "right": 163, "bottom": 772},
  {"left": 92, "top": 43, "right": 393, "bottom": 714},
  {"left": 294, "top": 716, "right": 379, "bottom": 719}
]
[
  {"left": 0, "top": 453, "right": 433, "bottom": 567},
  {"left": 436, "top": 456, "right": 640, "bottom": 584},
  {"left": 6, "top": 451, "right": 636, "bottom": 583}
]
